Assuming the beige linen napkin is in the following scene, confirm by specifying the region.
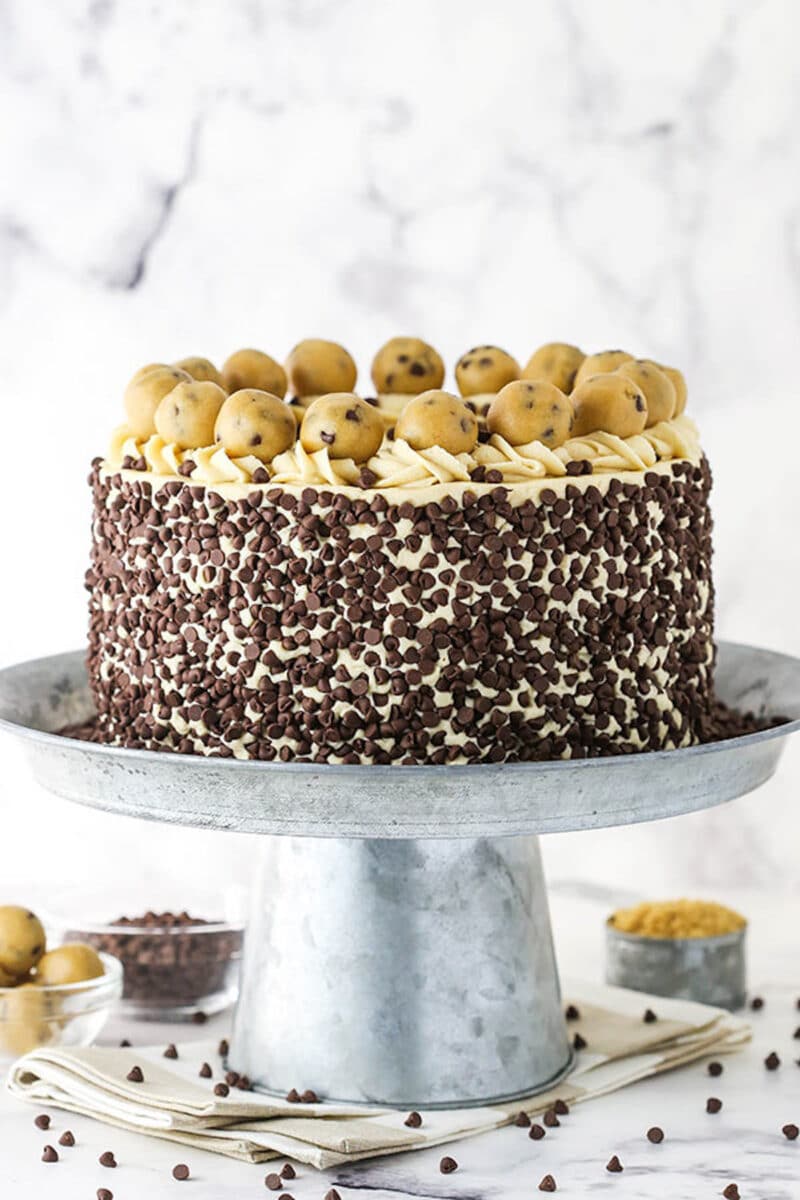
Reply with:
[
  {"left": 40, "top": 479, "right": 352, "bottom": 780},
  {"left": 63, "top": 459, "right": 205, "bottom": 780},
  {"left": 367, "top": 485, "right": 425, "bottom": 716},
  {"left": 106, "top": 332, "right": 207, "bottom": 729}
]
[{"left": 6, "top": 980, "right": 750, "bottom": 1168}]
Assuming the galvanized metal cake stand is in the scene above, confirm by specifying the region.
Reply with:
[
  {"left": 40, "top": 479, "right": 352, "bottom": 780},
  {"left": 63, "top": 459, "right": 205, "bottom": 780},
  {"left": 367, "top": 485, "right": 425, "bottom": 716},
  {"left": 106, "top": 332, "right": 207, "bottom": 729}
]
[{"left": 1, "top": 641, "right": 798, "bottom": 1108}]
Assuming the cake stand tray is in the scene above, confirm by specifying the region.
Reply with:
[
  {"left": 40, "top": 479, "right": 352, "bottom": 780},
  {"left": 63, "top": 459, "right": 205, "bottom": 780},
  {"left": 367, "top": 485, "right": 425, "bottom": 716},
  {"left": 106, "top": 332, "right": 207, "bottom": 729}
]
[
  {"left": 0, "top": 641, "right": 797, "bottom": 839},
  {"left": 1, "top": 640, "right": 798, "bottom": 1108}
]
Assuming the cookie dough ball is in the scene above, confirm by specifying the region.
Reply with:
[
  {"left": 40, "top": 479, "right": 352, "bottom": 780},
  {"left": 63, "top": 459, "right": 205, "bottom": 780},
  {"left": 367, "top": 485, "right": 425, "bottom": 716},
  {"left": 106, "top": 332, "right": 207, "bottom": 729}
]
[
  {"left": 155, "top": 380, "right": 227, "bottom": 450},
  {"left": 36, "top": 943, "right": 105, "bottom": 988},
  {"left": 371, "top": 337, "right": 445, "bottom": 395},
  {"left": 615, "top": 360, "right": 676, "bottom": 426},
  {"left": 286, "top": 339, "right": 357, "bottom": 398},
  {"left": 487, "top": 380, "right": 574, "bottom": 448},
  {"left": 658, "top": 363, "right": 688, "bottom": 415},
  {"left": 123, "top": 365, "right": 192, "bottom": 439},
  {"left": 571, "top": 374, "right": 648, "bottom": 439},
  {"left": 0, "top": 983, "right": 49, "bottom": 1056},
  {"left": 222, "top": 349, "right": 287, "bottom": 399},
  {"left": 455, "top": 346, "right": 520, "bottom": 397},
  {"left": 215, "top": 390, "right": 296, "bottom": 463},
  {"left": 0, "top": 907, "right": 46, "bottom": 979},
  {"left": 573, "top": 349, "right": 634, "bottom": 390},
  {"left": 173, "top": 356, "right": 225, "bottom": 388},
  {"left": 300, "top": 394, "right": 384, "bottom": 461},
  {"left": 395, "top": 390, "right": 479, "bottom": 455},
  {"left": 521, "top": 342, "right": 585, "bottom": 394}
]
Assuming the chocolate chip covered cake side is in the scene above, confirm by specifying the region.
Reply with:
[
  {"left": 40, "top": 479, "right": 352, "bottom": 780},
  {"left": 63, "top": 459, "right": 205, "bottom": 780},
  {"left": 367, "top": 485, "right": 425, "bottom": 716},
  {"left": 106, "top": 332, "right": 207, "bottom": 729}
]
[{"left": 81, "top": 337, "right": 747, "bottom": 764}]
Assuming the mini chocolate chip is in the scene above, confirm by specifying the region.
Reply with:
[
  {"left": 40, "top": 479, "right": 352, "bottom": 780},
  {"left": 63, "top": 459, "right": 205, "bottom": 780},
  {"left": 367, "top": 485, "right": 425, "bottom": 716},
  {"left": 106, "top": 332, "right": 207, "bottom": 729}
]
[
  {"left": 573, "top": 1032, "right": 587, "bottom": 1050},
  {"left": 164, "top": 1043, "right": 178, "bottom": 1059},
  {"left": 214, "top": 1082, "right": 230, "bottom": 1096},
  {"left": 285, "top": 1088, "right": 300, "bottom": 1102},
  {"left": 706, "top": 1097, "right": 723, "bottom": 1113},
  {"left": 554, "top": 1099, "right": 569, "bottom": 1115},
  {"left": 646, "top": 1126, "right": 664, "bottom": 1143},
  {"left": 265, "top": 1172, "right": 283, "bottom": 1190},
  {"left": 514, "top": 1110, "right": 530, "bottom": 1127},
  {"left": 301, "top": 1088, "right": 318, "bottom": 1103},
  {"left": 765, "top": 1051, "right": 781, "bottom": 1070},
  {"left": 99, "top": 1151, "right": 117, "bottom": 1167},
  {"left": 794, "top": 1027, "right": 800, "bottom": 1039},
  {"left": 41, "top": 1145, "right": 58, "bottom": 1162},
  {"left": 34, "top": 1114, "right": 50, "bottom": 1130},
  {"left": 58, "top": 1131, "right": 75, "bottom": 1147},
  {"left": 404, "top": 1111, "right": 423, "bottom": 1127},
  {"left": 126, "top": 1065, "right": 144, "bottom": 1083},
  {"left": 97, "top": 1190, "right": 113, "bottom": 1200},
  {"left": 119, "top": 1039, "right": 131, "bottom": 1047},
  {"left": 217, "top": 1039, "right": 229, "bottom": 1056},
  {"left": 439, "top": 1156, "right": 458, "bottom": 1174},
  {"left": 172, "top": 1164, "right": 190, "bottom": 1180},
  {"left": 708, "top": 1061, "right": 724, "bottom": 1077},
  {"left": 565, "top": 1004, "right": 580, "bottom": 1020},
  {"left": 606, "top": 1155, "right": 623, "bottom": 1173},
  {"left": 320, "top": 431, "right": 335, "bottom": 445},
  {"left": 529, "top": 1123, "right": 546, "bottom": 1140},
  {"left": 345, "top": 409, "right": 360, "bottom": 422},
  {"left": 199, "top": 1062, "right": 213, "bottom": 1078},
  {"left": 324, "top": 1191, "right": 341, "bottom": 1200},
  {"left": 750, "top": 996, "right": 764, "bottom": 1010},
  {"left": 783, "top": 1123, "right": 799, "bottom": 1140},
  {"left": 543, "top": 1108, "right": 560, "bottom": 1127},
  {"left": 643, "top": 1008, "right": 658, "bottom": 1023},
  {"left": 280, "top": 1163, "right": 296, "bottom": 1179},
  {"left": 723, "top": 1185, "right": 740, "bottom": 1200},
  {"left": 539, "top": 1174, "right": 557, "bottom": 1192},
  {"left": 225, "top": 1070, "right": 240, "bottom": 1086},
  {"left": 192, "top": 1010, "right": 208, "bottom": 1025}
]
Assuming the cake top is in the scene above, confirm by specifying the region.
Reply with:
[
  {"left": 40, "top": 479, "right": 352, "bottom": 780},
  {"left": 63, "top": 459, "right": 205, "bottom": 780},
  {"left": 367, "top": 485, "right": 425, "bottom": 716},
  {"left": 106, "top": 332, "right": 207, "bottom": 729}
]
[{"left": 105, "top": 339, "right": 699, "bottom": 492}]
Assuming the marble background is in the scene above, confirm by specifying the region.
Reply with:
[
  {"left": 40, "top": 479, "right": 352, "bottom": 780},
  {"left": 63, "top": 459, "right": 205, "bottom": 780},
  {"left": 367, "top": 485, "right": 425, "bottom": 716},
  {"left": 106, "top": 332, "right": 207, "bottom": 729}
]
[{"left": 0, "top": 0, "right": 798, "bottom": 909}]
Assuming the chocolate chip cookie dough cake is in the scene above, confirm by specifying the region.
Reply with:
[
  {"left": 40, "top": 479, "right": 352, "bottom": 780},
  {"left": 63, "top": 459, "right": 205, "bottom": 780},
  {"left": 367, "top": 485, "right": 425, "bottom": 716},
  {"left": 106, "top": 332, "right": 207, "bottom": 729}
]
[{"left": 84, "top": 337, "right": 744, "bottom": 765}]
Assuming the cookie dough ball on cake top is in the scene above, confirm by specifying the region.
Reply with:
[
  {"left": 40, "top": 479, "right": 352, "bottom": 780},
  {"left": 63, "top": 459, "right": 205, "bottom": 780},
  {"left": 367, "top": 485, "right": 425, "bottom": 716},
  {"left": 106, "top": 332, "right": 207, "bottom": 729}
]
[
  {"left": 615, "top": 359, "right": 676, "bottom": 426},
  {"left": 657, "top": 363, "right": 688, "bottom": 415},
  {"left": 0, "top": 907, "right": 46, "bottom": 979},
  {"left": 455, "top": 345, "right": 520, "bottom": 397},
  {"left": 395, "top": 390, "right": 479, "bottom": 455},
  {"left": 155, "top": 380, "right": 227, "bottom": 450},
  {"left": 571, "top": 373, "right": 648, "bottom": 439},
  {"left": 173, "top": 356, "right": 225, "bottom": 388},
  {"left": 371, "top": 337, "right": 445, "bottom": 395},
  {"left": 573, "top": 349, "right": 634, "bottom": 390},
  {"left": 215, "top": 390, "right": 296, "bottom": 462},
  {"left": 286, "top": 339, "right": 357, "bottom": 398},
  {"left": 35, "top": 943, "right": 105, "bottom": 987},
  {"left": 222, "top": 349, "right": 287, "bottom": 398},
  {"left": 521, "top": 342, "right": 585, "bottom": 394},
  {"left": 123, "top": 365, "right": 192, "bottom": 439},
  {"left": 300, "top": 394, "right": 384, "bottom": 461},
  {"left": 487, "top": 380, "right": 574, "bottom": 448}
]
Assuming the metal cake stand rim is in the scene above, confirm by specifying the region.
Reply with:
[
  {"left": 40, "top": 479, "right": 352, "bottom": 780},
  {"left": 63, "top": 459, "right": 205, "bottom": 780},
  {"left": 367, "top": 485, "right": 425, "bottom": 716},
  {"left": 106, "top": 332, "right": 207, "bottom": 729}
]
[{"left": 1, "top": 638, "right": 798, "bottom": 777}]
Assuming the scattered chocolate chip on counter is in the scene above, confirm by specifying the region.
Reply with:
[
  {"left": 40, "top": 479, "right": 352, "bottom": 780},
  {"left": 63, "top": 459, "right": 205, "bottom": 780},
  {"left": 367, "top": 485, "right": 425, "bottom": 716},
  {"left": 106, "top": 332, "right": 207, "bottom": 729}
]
[
  {"left": 97, "top": 1190, "right": 113, "bottom": 1200},
  {"left": 404, "top": 1111, "right": 423, "bottom": 1128},
  {"left": 723, "top": 1185, "right": 740, "bottom": 1200},
  {"left": 41, "top": 1145, "right": 58, "bottom": 1162},
  {"left": 529, "top": 1123, "right": 546, "bottom": 1140},
  {"left": 765, "top": 1051, "right": 781, "bottom": 1070},
  {"left": 199, "top": 1062, "right": 212, "bottom": 1078},
  {"left": 554, "top": 1099, "right": 570, "bottom": 1115},
  {"left": 573, "top": 1032, "right": 587, "bottom": 1050},
  {"left": 58, "top": 1131, "right": 75, "bottom": 1147},
  {"left": 606, "top": 1155, "right": 623, "bottom": 1172},
  {"left": 164, "top": 1043, "right": 178, "bottom": 1059},
  {"left": 225, "top": 1070, "right": 240, "bottom": 1086},
  {"left": 33, "top": 1114, "right": 50, "bottom": 1130},
  {"left": 218, "top": 1039, "right": 229, "bottom": 1057},
  {"left": 119, "top": 1039, "right": 131, "bottom": 1048},
  {"left": 783, "top": 1123, "right": 799, "bottom": 1141},
  {"left": 565, "top": 1004, "right": 580, "bottom": 1021},
  {"left": 172, "top": 1164, "right": 190, "bottom": 1180},
  {"left": 285, "top": 1088, "right": 300, "bottom": 1103},
  {"left": 126, "top": 1065, "right": 144, "bottom": 1083},
  {"left": 708, "top": 1061, "right": 724, "bottom": 1077},
  {"left": 750, "top": 996, "right": 764, "bottom": 1010},
  {"left": 99, "top": 1151, "right": 117, "bottom": 1168},
  {"left": 265, "top": 1172, "right": 283, "bottom": 1190},
  {"left": 643, "top": 1008, "right": 658, "bottom": 1023},
  {"left": 538, "top": 1174, "right": 557, "bottom": 1192},
  {"left": 280, "top": 1163, "right": 296, "bottom": 1179},
  {"left": 214, "top": 1082, "right": 229, "bottom": 1097},
  {"left": 324, "top": 1190, "right": 341, "bottom": 1200},
  {"left": 192, "top": 1010, "right": 208, "bottom": 1024},
  {"left": 301, "top": 1089, "right": 319, "bottom": 1103},
  {"left": 514, "top": 1110, "right": 530, "bottom": 1127},
  {"left": 706, "top": 1097, "right": 723, "bottom": 1113},
  {"left": 646, "top": 1126, "right": 665, "bottom": 1143},
  {"left": 439, "top": 1156, "right": 458, "bottom": 1174},
  {"left": 237, "top": 1074, "right": 253, "bottom": 1091},
  {"left": 793, "top": 1026, "right": 800, "bottom": 1040},
  {"left": 543, "top": 1108, "right": 560, "bottom": 1128}
]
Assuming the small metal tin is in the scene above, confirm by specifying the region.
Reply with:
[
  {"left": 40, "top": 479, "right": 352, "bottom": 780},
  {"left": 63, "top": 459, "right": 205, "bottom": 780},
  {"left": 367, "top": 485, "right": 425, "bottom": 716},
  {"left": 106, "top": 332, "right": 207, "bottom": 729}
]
[{"left": 605, "top": 920, "right": 747, "bottom": 1011}]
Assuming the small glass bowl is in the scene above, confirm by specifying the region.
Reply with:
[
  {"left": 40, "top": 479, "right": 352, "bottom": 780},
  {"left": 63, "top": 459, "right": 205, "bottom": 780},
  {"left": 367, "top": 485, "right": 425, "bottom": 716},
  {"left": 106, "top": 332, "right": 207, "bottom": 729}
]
[
  {"left": 0, "top": 952, "right": 123, "bottom": 1065},
  {"left": 57, "top": 917, "right": 244, "bottom": 1021}
]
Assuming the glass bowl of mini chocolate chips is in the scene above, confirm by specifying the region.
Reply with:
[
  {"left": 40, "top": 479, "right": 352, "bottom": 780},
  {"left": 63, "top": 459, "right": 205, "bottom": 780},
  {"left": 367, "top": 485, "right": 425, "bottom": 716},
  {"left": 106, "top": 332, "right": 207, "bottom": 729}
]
[{"left": 46, "top": 897, "right": 245, "bottom": 1021}]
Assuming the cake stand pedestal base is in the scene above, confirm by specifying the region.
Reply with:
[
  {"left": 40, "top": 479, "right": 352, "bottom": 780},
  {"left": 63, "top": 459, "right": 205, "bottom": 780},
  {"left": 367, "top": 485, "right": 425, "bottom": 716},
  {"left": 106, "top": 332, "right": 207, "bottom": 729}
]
[{"left": 230, "top": 835, "right": 571, "bottom": 1107}]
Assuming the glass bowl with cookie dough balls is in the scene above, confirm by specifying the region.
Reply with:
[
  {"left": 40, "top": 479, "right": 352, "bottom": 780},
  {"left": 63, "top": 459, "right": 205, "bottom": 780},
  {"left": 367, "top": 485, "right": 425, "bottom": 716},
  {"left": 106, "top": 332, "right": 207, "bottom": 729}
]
[{"left": 0, "top": 905, "right": 122, "bottom": 1064}]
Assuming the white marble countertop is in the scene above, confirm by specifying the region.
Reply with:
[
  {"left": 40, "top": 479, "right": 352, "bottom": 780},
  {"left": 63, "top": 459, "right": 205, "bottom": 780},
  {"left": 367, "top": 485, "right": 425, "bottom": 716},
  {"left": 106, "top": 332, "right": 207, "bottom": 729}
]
[{"left": 1, "top": 890, "right": 797, "bottom": 1197}]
